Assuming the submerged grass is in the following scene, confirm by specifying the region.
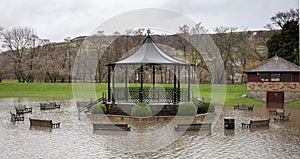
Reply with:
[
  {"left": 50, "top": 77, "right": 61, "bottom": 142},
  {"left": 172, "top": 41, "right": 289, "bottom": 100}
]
[{"left": 0, "top": 81, "right": 298, "bottom": 106}]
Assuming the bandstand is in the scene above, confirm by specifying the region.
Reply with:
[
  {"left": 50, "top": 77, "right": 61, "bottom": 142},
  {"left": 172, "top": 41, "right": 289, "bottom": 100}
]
[{"left": 106, "top": 30, "right": 193, "bottom": 104}]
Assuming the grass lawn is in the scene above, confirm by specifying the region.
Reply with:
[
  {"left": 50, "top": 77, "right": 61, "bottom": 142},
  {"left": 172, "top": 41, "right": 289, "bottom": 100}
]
[{"left": 0, "top": 81, "right": 298, "bottom": 106}]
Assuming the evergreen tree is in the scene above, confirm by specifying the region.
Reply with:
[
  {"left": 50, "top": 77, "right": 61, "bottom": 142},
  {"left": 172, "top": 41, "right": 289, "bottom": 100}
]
[{"left": 267, "top": 20, "right": 299, "bottom": 65}]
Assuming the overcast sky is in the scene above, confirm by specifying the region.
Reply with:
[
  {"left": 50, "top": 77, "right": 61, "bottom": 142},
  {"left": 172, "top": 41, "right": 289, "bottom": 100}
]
[{"left": 0, "top": 0, "right": 298, "bottom": 42}]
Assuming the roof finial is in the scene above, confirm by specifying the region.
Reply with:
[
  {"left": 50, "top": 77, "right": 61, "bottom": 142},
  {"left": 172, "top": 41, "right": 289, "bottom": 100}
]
[
  {"left": 147, "top": 28, "right": 151, "bottom": 36},
  {"left": 274, "top": 53, "right": 279, "bottom": 63}
]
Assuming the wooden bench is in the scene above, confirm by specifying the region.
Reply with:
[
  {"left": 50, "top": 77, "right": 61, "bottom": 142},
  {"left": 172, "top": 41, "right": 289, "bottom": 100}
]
[
  {"left": 93, "top": 123, "right": 131, "bottom": 131},
  {"left": 233, "top": 104, "right": 253, "bottom": 110},
  {"left": 242, "top": 119, "right": 270, "bottom": 129},
  {"left": 10, "top": 111, "right": 24, "bottom": 121},
  {"left": 269, "top": 109, "right": 285, "bottom": 116},
  {"left": 15, "top": 105, "right": 32, "bottom": 114},
  {"left": 175, "top": 123, "right": 212, "bottom": 131},
  {"left": 29, "top": 118, "right": 60, "bottom": 128},
  {"left": 40, "top": 102, "right": 61, "bottom": 110},
  {"left": 274, "top": 113, "right": 291, "bottom": 122},
  {"left": 192, "top": 97, "right": 203, "bottom": 107}
]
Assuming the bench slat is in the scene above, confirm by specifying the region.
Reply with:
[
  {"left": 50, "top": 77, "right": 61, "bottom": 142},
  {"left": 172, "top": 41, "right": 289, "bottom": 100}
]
[
  {"left": 93, "top": 123, "right": 131, "bottom": 131},
  {"left": 175, "top": 123, "right": 211, "bottom": 131}
]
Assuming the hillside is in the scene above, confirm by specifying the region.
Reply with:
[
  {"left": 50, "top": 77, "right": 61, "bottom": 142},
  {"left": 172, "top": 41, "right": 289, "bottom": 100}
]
[{"left": 0, "top": 30, "right": 274, "bottom": 83}]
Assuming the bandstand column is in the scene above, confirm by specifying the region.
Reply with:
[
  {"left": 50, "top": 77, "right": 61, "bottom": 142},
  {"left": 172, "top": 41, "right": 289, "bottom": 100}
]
[
  {"left": 188, "top": 65, "right": 191, "bottom": 101},
  {"left": 152, "top": 65, "right": 155, "bottom": 86},
  {"left": 173, "top": 65, "right": 177, "bottom": 104},
  {"left": 125, "top": 66, "right": 128, "bottom": 102},
  {"left": 152, "top": 65, "right": 155, "bottom": 102},
  {"left": 107, "top": 65, "right": 111, "bottom": 102},
  {"left": 139, "top": 65, "right": 144, "bottom": 103},
  {"left": 112, "top": 65, "right": 115, "bottom": 103},
  {"left": 177, "top": 65, "right": 181, "bottom": 102}
]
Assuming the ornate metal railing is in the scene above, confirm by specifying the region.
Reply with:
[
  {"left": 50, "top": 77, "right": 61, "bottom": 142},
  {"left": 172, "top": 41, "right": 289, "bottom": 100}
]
[{"left": 111, "top": 87, "right": 189, "bottom": 103}]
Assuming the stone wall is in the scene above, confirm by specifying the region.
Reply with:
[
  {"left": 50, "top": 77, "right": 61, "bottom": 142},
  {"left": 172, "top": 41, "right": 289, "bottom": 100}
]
[
  {"left": 285, "top": 91, "right": 300, "bottom": 102},
  {"left": 247, "top": 82, "right": 300, "bottom": 92},
  {"left": 247, "top": 82, "right": 300, "bottom": 102},
  {"left": 246, "top": 90, "right": 266, "bottom": 102}
]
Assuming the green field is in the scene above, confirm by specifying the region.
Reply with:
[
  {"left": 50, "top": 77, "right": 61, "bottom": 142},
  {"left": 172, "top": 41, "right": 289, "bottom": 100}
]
[{"left": 0, "top": 81, "right": 299, "bottom": 106}]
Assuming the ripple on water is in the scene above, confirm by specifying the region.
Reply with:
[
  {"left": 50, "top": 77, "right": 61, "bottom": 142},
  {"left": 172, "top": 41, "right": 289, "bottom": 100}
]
[{"left": 0, "top": 99, "right": 300, "bottom": 158}]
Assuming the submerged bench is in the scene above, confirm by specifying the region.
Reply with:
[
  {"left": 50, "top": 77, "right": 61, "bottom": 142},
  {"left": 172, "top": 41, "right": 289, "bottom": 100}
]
[
  {"left": 192, "top": 97, "right": 203, "bottom": 107},
  {"left": 274, "top": 113, "right": 291, "bottom": 122},
  {"left": 233, "top": 104, "right": 253, "bottom": 110},
  {"left": 269, "top": 109, "right": 285, "bottom": 116},
  {"left": 15, "top": 105, "right": 32, "bottom": 114},
  {"left": 40, "top": 102, "right": 61, "bottom": 110},
  {"left": 242, "top": 119, "right": 270, "bottom": 129},
  {"left": 175, "top": 123, "right": 212, "bottom": 131},
  {"left": 10, "top": 111, "right": 24, "bottom": 121},
  {"left": 93, "top": 123, "right": 131, "bottom": 131},
  {"left": 29, "top": 118, "right": 60, "bottom": 128}
]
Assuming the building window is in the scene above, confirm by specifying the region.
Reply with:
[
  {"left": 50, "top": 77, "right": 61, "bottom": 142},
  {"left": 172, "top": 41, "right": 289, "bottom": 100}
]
[
  {"left": 260, "top": 73, "right": 269, "bottom": 81},
  {"left": 283, "top": 73, "right": 292, "bottom": 82},
  {"left": 271, "top": 73, "right": 280, "bottom": 81}
]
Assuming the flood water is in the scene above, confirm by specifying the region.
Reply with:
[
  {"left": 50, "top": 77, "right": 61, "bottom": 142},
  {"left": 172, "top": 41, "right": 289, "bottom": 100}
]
[{"left": 0, "top": 98, "right": 300, "bottom": 158}]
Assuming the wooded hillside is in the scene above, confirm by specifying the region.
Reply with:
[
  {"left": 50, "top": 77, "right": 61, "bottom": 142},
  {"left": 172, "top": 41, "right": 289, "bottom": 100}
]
[{"left": 0, "top": 30, "right": 274, "bottom": 83}]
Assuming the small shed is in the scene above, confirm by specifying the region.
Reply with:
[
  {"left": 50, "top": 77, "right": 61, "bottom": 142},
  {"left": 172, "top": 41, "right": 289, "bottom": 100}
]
[{"left": 244, "top": 56, "right": 300, "bottom": 108}]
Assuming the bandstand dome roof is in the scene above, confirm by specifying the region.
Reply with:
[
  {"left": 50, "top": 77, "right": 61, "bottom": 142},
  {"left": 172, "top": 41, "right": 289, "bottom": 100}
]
[{"left": 107, "top": 33, "right": 190, "bottom": 66}]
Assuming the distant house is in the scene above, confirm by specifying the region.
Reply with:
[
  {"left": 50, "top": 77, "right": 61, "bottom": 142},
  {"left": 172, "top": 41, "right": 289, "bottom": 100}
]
[{"left": 244, "top": 56, "right": 300, "bottom": 108}]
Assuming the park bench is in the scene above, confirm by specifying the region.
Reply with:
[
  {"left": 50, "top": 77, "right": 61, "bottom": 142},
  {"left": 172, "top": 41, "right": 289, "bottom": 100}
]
[
  {"left": 15, "top": 105, "right": 32, "bottom": 114},
  {"left": 242, "top": 119, "right": 270, "bottom": 129},
  {"left": 93, "top": 123, "right": 131, "bottom": 131},
  {"left": 233, "top": 104, "right": 254, "bottom": 110},
  {"left": 269, "top": 109, "right": 285, "bottom": 116},
  {"left": 40, "top": 102, "right": 60, "bottom": 110},
  {"left": 175, "top": 123, "right": 212, "bottom": 131},
  {"left": 192, "top": 97, "right": 203, "bottom": 107},
  {"left": 274, "top": 113, "right": 291, "bottom": 122},
  {"left": 10, "top": 111, "right": 24, "bottom": 121},
  {"left": 29, "top": 118, "right": 60, "bottom": 128}
]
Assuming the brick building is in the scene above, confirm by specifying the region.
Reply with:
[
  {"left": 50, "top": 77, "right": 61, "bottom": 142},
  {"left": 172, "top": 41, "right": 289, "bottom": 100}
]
[{"left": 244, "top": 56, "right": 300, "bottom": 108}]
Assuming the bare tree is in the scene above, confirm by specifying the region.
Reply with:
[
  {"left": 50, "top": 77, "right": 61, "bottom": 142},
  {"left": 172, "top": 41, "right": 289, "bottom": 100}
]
[
  {"left": 213, "top": 26, "right": 240, "bottom": 83},
  {"left": 1, "top": 26, "right": 36, "bottom": 82},
  {"left": 265, "top": 8, "right": 299, "bottom": 29},
  {"left": 190, "top": 22, "right": 208, "bottom": 35}
]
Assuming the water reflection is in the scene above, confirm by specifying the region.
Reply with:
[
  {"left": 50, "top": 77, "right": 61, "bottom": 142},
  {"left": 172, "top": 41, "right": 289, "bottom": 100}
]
[{"left": 0, "top": 98, "right": 300, "bottom": 158}]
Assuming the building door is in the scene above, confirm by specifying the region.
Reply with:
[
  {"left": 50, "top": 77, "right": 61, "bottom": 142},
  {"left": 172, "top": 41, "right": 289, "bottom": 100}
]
[{"left": 266, "top": 91, "right": 284, "bottom": 109}]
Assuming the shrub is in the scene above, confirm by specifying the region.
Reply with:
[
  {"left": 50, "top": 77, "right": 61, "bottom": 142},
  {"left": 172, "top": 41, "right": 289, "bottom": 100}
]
[
  {"left": 197, "top": 102, "right": 214, "bottom": 114},
  {"left": 131, "top": 103, "right": 152, "bottom": 117},
  {"left": 177, "top": 102, "right": 197, "bottom": 116},
  {"left": 91, "top": 103, "right": 107, "bottom": 114}
]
